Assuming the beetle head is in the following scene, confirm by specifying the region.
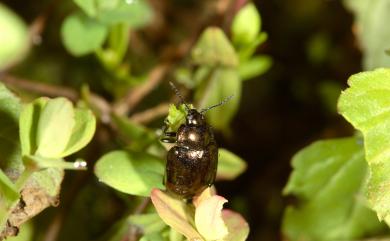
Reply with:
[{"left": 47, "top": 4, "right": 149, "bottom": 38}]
[{"left": 186, "top": 109, "right": 205, "bottom": 126}]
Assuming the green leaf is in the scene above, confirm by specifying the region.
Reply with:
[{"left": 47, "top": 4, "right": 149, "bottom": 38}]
[
  {"left": 0, "top": 83, "right": 22, "bottom": 172},
  {"left": 150, "top": 189, "right": 203, "bottom": 240},
  {"left": 221, "top": 210, "right": 249, "bottom": 241},
  {"left": 192, "top": 27, "right": 238, "bottom": 68},
  {"left": 195, "top": 68, "right": 241, "bottom": 131},
  {"left": 338, "top": 68, "right": 390, "bottom": 222},
  {"left": 129, "top": 213, "right": 167, "bottom": 234},
  {"left": 282, "top": 137, "right": 385, "bottom": 241},
  {"left": 23, "top": 155, "right": 87, "bottom": 171},
  {"left": 21, "top": 98, "right": 95, "bottom": 159},
  {"left": 237, "top": 32, "right": 268, "bottom": 61},
  {"left": 0, "top": 3, "right": 29, "bottom": 70},
  {"left": 107, "top": 23, "right": 130, "bottom": 65},
  {"left": 231, "top": 3, "right": 261, "bottom": 47},
  {"left": 95, "top": 150, "right": 165, "bottom": 196},
  {"left": 74, "top": 0, "right": 97, "bottom": 17},
  {"left": 97, "top": 0, "right": 152, "bottom": 27},
  {"left": 62, "top": 107, "right": 96, "bottom": 156},
  {"left": 36, "top": 98, "right": 75, "bottom": 158},
  {"left": 217, "top": 149, "right": 246, "bottom": 181},
  {"left": 195, "top": 195, "right": 228, "bottom": 240},
  {"left": 19, "top": 98, "right": 48, "bottom": 156},
  {"left": 193, "top": 67, "right": 212, "bottom": 87},
  {"left": 112, "top": 115, "right": 157, "bottom": 151},
  {"left": 166, "top": 104, "right": 187, "bottom": 132},
  {"left": 140, "top": 233, "right": 166, "bottom": 241},
  {"left": 343, "top": 0, "right": 390, "bottom": 69},
  {"left": 61, "top": 13, "right": 108, "bottom": 56},
  {"left": 96, "top": 0, "right": 120, "bottom": 10},
  {"left": 169, "top": 228, "right": 184, "bottom": 241},
  {"left": 174, "top": 67, "right": 194, "bottom": 89},
  {"left": 238, "top": 55, "right": 272, "bottom": 81},
  {"left": 0, "top": 170, "right": 20, "bottom": 231}
]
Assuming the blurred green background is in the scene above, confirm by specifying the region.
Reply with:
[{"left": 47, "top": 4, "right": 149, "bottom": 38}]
[{"left": 0, "top": 0, "right": 372, "bottom": 240}]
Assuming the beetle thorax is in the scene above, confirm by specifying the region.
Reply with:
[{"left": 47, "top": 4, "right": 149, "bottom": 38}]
[
  {"left": 177, "top": 125, "right": 211, "bottom": 147},
  {"left": 186, "top": 109, "right": 205, "bottom": 126}
]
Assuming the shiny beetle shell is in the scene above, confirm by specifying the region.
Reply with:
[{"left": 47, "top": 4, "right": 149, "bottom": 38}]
[{"left": 163, "top": 109, "right": 218, "bottom": 199}]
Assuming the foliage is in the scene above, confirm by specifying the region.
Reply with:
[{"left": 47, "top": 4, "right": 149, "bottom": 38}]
[
  {"left": 281, "top": 0, "right": 390, "bottom": 239},
  {"left": 176, "top": 2, "right": 271, "bottom": 133},
  {"left": 283, "top": 68, "right": 390, "bottom": 239},
  {"left": 0, "top": 1, "right": 265, "bottom": 240},
  {"left": 283, "top": 137, "right": 385, "bottom": 241},
  {"left": 338, "top": 69, "right": 390, "bottom": 223},
  {"left": 6, "top": 0, "right": 390, "bottom": 240},
  {"left": 0, "top": 84, "right": 95, "bottom": 239},
  {"left": 95, "top": 150, "right": 165, "bottom": 197},
  {"left": 0, "top": 4, "right": 28, "bottom": 71},
  {"left": 151, "top": 188, "right": 249, "bottom": 241}
]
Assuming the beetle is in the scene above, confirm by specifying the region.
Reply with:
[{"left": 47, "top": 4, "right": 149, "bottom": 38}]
[{"left": 161, "top": 82, "right": 232, "bottom": 199}]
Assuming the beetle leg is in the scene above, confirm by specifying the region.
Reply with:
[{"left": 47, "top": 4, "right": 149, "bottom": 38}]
[{"left": 160, "top": 122, "right": 177, "bottom": 143}]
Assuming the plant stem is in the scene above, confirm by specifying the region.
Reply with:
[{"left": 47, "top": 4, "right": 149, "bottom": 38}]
[
  {"left": 130, "top": 102, "right": 170, "bottom": 124},
  {"left": 127, "top": 197, "right": 151, "bottom": 241},
  {"left": 113, "top": 63, "right": 171, "bottom": 115},
  {"left": 0, "top": 75, "right": 112, "bottom": 124},
  {"left": 14, "top": 166, "right": 35, "bottom": 191}
]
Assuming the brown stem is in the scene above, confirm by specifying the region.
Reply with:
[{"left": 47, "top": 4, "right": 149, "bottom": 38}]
[
  {"left": 0, "top": 74, "right": 112, "bottom": 123},
  {"left": 128, "top": 198, "right": 151, "bottom": 241},
  {"left": 42, "top": 213, "right": 64, "bottom": 241},
  {"left": 29, "top": 0, "right": 64, "bottom": 45},
  {"left": 1, "top": 75, "right": 78, "bottom": 100},
  {"left": 113, "top": 15, "right": 200, "bottom": 117},
  {"left": 1, "top": 0, "right": 61, "bottom": 72},
  {"left": 113, "top": 63, "right": 171, "bottom": 116},
  {"left": 130, "top": 102, "right": 170, "bottom": 124}
]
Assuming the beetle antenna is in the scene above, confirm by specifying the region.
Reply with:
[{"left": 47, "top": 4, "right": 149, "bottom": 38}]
[
  {"left": 200, "top": 95, "right": 234, "bottom": 113},
  {"left": 169, "top": 81, "right": 191, "bottom": 110}
]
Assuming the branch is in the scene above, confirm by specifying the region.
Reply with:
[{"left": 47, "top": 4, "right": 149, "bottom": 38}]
[
  {"left": 1, "top": 75, "right": 78, "bottom": 100},
  {"left": 113, "top": 16, "right": 199, "bottom": 117},
  {"left": 128, "top": 197, "right": 151, "bottom": 241},
  {"left": 113, "top": 63, "right": 171, "bottom": 115},
  {"left": 130, "top": 102, "right": 170, "bottom": 124},
  {"left": 1, "top": 0, "right": 60, "bottom": 72},
  {"left": 0, "top": 74, "right": 112, "bottom": 123}
]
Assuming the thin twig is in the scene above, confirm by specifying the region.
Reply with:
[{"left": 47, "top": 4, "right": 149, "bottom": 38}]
[
  {"left": 0, "top": 74, "right": 112, "bottom": 123},
  {"left": 128, "top": 198, "right": 151, "bottom": 241},
  {"left": 1, "top": 75, "right": 78, "bottom": 100},
  {"left": 130, "top": 102, "right": 170, "bottom": 124},
  {"left": 113, "top": 20, "right": 199, "bottom": 117},
  {"left": 133, "top": 197, "right": 151, "bottom": 215},
  {"left": 28, "top": 0, "right": 62, "bottom": 45},
  {"left": 89, "top": 94, "right": 113, "bottom": 124},
  {"left": 42, "top": 213, "right": 63, "bottom": 241},
  {"left": 1, "top": 0, "right": 60, "bottom": 72},
  {"left": 113, "top": 63, "right": 171, "bottom": 115},
  {"left": 29, "top": 12, "right": 46, "bottom": 46}
]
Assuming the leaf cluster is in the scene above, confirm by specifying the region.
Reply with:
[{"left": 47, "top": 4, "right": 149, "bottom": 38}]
[
  {"left": 0, "top": 85, "right": 96, "bottom": 240},
  {"left": 0, "top": 1, "right": 269, "bottom": 240}
]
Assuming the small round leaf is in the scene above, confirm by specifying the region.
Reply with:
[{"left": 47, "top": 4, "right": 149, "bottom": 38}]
[
  {"left": 217, "top": 149, "right": 247, "bottom": 181},
  {"left": 95, "top": 151, "right": 165, "bottom": 196},
  {"left": 61, "top": 13, "right": 108, "bottom": 56},
  {"left": 231, "top": 3, "right": 261, "bottom": 46}
]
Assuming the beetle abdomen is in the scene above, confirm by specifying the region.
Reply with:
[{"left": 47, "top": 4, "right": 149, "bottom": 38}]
[{"left": 166, "top": 144, "right": 217, "bottom": 198}]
